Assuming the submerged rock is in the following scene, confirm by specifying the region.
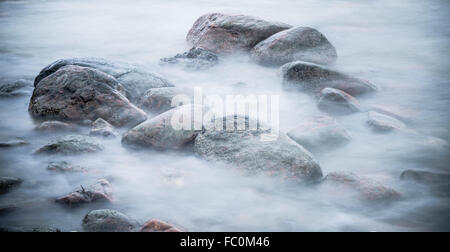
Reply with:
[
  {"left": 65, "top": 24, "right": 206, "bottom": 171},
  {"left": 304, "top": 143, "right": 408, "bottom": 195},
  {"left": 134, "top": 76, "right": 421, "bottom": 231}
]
[
  {"left": 367, "top": 111, "right": 407, "bottom": 133},
  {"left": 82, "top": 209, "right": 140, "bottom": 232},
  {"left": 287, "top": 116, "right": 352, "bottom": 153},
  {"left": 56, "top": 179, "right": 112, "bottom": 206},
  {"left": 400, "top": 170, "right": 450, "bottom": 185},
  {"left": 281, "top": 61, "right": 377, "bottom": 96},
  {"left": 0, "top": 177, "right": 23, "bottom": 194},
  {"left": 0, "top": 136, "right": 28, "bottom": 148},
  {"left": 47, "top": 161, "right": 87, "bottom": 173},
  {"left": 138, "top": 87, "right": 194, "bottom": 114},
  {"left": 0, "top": 79, "right": 33, "bottom": 97},
  {"left": 367, "top": 104, "right": 418, "bottom": 123},
  {"left": 35, "top": 121, "right": 76, "bottom": 132},
  {"left": 29, "top": 65, "right": 147, "bottom": 127},
  {"left": 90, "top": 118, "right": 117, "bottom": 138},
  {"left": 140, "top": 219, "right": 182, "bottom": 232},
  {"left": 35, "top": 135, "right": 103, "bottom": 155},
  {"left": 0, "top": 225, "right": 61, "bottom": 232},
  {"left": 317, "top": 88, "right": 361, "bottom": 115},
  {"left": 187, "top": 13, "right": 292, "bottom": 54},
  {"left": 251, "top": 27, "right": 337, "bottom": 66},
  {"left": 161, "top": 47, "right": 219, "bottom": 70}
]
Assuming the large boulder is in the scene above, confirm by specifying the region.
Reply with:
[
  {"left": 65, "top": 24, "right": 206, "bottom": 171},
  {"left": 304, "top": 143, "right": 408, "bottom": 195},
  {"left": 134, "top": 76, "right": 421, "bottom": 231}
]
[
  {"left": 367, "top": 111, "right": 407, "bottom": 133},
  {"left": 194, "top": 116, "right": 323, "bottom": 182},
  {"left": 90, "top": 118, "right": 117, "bottom": 138},
  {"left": 29, "top": 65, "right": 147, "bottom": 127},
  {"left": 122, "top": 105, "right": 201, "bottom": 150},
  {"left": 160, "top": 47, "right": 219, "bottom": 70},
  {"left": 140, "top": 219, "right": 182, "bottom": 232},
  {"left": 251, "top": 27, "right": 337, "bottom": 66},
  {"left": 281, "top": 61, "right": 378, "bottom": 96},
  {"left": 35, "top": 135, "right": 103, "bottom": 155},
  {"left": 56, "top": 179, "right": 112, "bottom": 206},
  {"left": 0, "top": 177, "right": 23, "bottom": 194},
  {"left": 82, "top": 209, "right": 140, "bottom": 232},
  {"left": 186, "top": 13, "right": 292, "bottom": 54},
  {"left": 34, "top": 57, "right": 174, "bottom": 102},
  {"left": 138, "top": 87, "right": 194, "bottom": 114},
  {"left": 287, "top": 116, "right": 352, "bottom": 154},
  {"left": 317, "top": 88, "right": 361, "bottom": 115}
]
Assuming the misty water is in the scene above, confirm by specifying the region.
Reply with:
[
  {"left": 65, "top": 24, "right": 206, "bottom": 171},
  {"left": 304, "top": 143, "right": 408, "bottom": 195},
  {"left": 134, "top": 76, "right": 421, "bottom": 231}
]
[{"left": 0, "top": 0, "right": 449, "bottom": 231}]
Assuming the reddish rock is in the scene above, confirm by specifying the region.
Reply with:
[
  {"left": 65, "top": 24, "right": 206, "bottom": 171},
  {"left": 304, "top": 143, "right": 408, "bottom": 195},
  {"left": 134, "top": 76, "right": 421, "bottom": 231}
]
[
  {"left": 140, "top": 219, "right": 182, "bottom": 232},
  {"left": 56, "top": 179, "right": 112, "bottom": 206}
]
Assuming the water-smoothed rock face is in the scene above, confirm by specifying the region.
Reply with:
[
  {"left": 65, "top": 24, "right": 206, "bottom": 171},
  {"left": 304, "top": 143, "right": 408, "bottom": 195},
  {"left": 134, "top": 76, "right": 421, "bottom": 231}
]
[
  {"left": 33, "top": 57, "right": 174, "bottom": 102},
  {"left": 90, "top": 118, "right": 117, "bottom": 138},
  {"left": 194, "top": 116, "right": 323, "bottom": 182},
  {"left": 29, "top": 65, "right": 147, "bottom": 127},
  {"left": 35, "top": 135, "right": 103, "bottom": 155},
  {"left": 367, "top": 111, "right": 407, "bottom": 133},
  {"left": 0, "top": 79, "right": 33, "bottom": 97},
  {"left": 82, "top": 209, "right": 140, "bottom": 232},
  {"left": 161, "top": 47, "right": 219, "bottom": 70},
  {"left": 281, "top": 61, "right": 377, "bottom": 96},
  {"left": 140, "top": 219, "right": 182, "bottom": 232},
  {"left": 47, "top": 161, "right": 87, "bottom": 173},
  {"left": 187, "top": 13, "right": 292, "bottom": 54},
  {"left": 0, "top": 177, "right": 23, "bottom": 194},
  {"left": 251, "top": 27, "right": 337, "bottom": 66},
  {"left": 138, "top": 87, "right": 194, "bottom": 114},
  {"left": 35, "top": 121, "right": 76, "bottom": 132},
  {"left": 317, "top": 88, "right": 361, "bottom": 115},
  {"left": 56, "top": 179, "right": 112, "bottom": 206}
]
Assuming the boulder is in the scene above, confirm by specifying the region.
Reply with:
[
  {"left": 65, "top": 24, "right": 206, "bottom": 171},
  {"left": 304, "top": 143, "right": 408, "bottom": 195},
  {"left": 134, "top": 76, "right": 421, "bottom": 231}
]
[
  {"left": 317, "top": 88, "right": 361, "bottom": 114},
  {"left": 35, "top": 121, "right": 76, "bottom": 132},
  {"left": 281, "top": 61, "right": 378, "bottom": 96},
  {"left": 34, "top": 57, "right": 174, "bottom": 102},
  {"left": 140, "top": 219, "right": 182, "bottom": 232},
  {"left": 82, "top": 209, "right": 140, "bottom": 232},
  {"left": 29, "top": 65, "right": 147, "bottom": 127},
  {"left": 322, "top": 172, "right": 401, "bottom": 202},
  {"left": 56, "top": 179, "right": 112, "bottom": 206},
  {"left": 287, "top": 116, "right": 352, "bottom": 153},
  {"left": 160, "top": 47, "right": 219, "bottom": 70},
  {"left": 251, "top": 27, "right": 337, "bottom": 66},
  {"left": 400, "top": 170, "right": 450, "bottom": 185},
  {"left": 90, "top": 118, "right": 117, "bottom": 138},
  {"left": 186, "top": 13, "right": 292, "bottom": 54},
  {"left": 137, "top": 87, "right": 194, "bottom": 114},
  {"left": 194, "top": 115, "right": 323, "bottom": 182},
  {"left": 35, "top": 135, "right": 103, "bottom": 155},
  {"left": 47, "top": 161, "right": 87, "bottom": 173},
  {"left": 0, "top": 136, "right": 28, "bottom": 147},
  {"left": 0, "top": 79, "right": 33, "bottom": 97},
  {"left": 367, "top": 111, "right": 407, "bottom": 133},
  {"left": 0, "top": 177, "right": 23, "bottom": 194}
]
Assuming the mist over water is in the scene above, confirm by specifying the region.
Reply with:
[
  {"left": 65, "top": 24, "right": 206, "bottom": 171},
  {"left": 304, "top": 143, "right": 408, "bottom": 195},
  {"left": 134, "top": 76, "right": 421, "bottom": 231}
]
[{"left": 0, "top": 0, "right": 449, "bottom": 231}]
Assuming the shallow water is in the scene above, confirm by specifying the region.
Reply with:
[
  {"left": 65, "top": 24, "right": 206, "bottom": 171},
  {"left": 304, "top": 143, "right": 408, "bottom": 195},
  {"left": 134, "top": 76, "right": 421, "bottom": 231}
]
[{"left": 0, "top": 0, "right": 449, "bottom": 231}]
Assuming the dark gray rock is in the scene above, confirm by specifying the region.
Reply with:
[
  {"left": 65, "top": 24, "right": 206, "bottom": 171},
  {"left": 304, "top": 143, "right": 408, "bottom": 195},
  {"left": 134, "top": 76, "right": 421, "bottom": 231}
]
[
  {"left": 281, "top": 61, "right": 378, "bottom": 96},
  {"left": 83, "top": 209, "right": 140, "bottom": 232},
  {"left": 29, "top": 65, "right": 147, "bottom": 127},
  {"left": 367, "top": 111, "right": 407, "bottom": 133},
  {"left": 0, "top": 136, "right": 28, "bottom": 148},
  {"left": 47, "top": 161, "right": 87, "bottom": 173},
  {"left": 35, "top": 121, "right": 76, "bottom": 132},
  {"left": 0, "top": 79, "right": 33, "bottom": 97},
  {"left": 187, "top": 13, "right": 292, "bottom": 54},
  {"left": 35, "top": 135, "right": 103, "bottom": 155},
  {"left": 56, "top": 179, "right": 112, "bottom": 206},
  {"left": 90, "top": 118, "right": 117, "bottom": 138},
  {"left": 0, "top": 177, "right": 23, "bottom": 194},
  {"left": 138, "top": 87, "right": 194, "bottom": 114},
  {"left": 317, "top": 88, "right": 361, "bottom": 115},
  {"left": 287, "top": 116, "right": 352, "bottom": 153},
  {"left": 251, "top": 27, "right": 337, "bottom": 66},
  {"left": 161, "top": 47, "right": 219, "bottom": 70}
]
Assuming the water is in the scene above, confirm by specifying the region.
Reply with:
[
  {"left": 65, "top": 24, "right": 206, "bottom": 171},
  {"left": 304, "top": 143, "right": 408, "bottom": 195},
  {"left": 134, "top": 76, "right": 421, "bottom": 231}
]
[{"left": 0, "top": 0, "right": 449, "bottom": 231}]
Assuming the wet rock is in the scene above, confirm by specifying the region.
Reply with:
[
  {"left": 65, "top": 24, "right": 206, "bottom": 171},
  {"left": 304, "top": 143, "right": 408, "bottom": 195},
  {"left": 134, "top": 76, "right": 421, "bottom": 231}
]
[
  {"left": 138, "top": 87, "right": 194, "bottom": 114},
  {"left": 187, "top": 13, "right": 292, "bottom": 54},
  {"left": 0, "top": 136, "right": 28, "bottom": 147},
  {"left": 122, "top": 105, "right": 202, "bottom": 150},
  {"left": 367, "top": 104, "right": 418, "bottom": 123},
  {"left": 34, "top": 57, "right": 174, "bottom": 102},
  {"left": 56, "top": 179, "right": 112, "bottom": 206},
  {"left": 287, "top": 116, "right": 352, "bottom": 153},
  {"left": 140, "top": 219, "right": 182, "bottom": 232},
  {"left": 47, "top": 161, "right": 87, "bottom": 173},
  {"left": 35, "top": 135, "right": 103, "bottom": 155},
  {"left": 82, "top": 209, "right": 140, "bottom": 232},
  {"left": 90, "top": 118, "right": 117, "bottom": 138},
  {"left": 194, "top": 115, "right": 323, "bottom": 182},
  {"left": 29, "top": 65, "right": 147, "bottom": 127},
  {"left": 281, "top": 61, "right": 377, "bottom": 96},
  {"left": 0, "top": 177, "right": 23, "bottom": 194},
  {"left": 323, "top": 172, "right": 401, "bottom": 202},
  {"left": 367, "top": 111, "right": 407, "bottom": 133},
  {"left": 251, "top": 27, "right": 337, "bottom": 66},
  {"left": 400, "top": 170, "right": 450, "bottom": 185},
  {"left": 161, "top": 47, "right": 219, "bottom": 70},
  {"left": 35, "top": 121, "right": 76, "bottom": 132},
  {"left": 0, "top": 79, "right": 33, "bottom": 97},
  {"left": 0, "top": 225, "right": 61, "bottom": 232},
  {"left": 317, "top": 88, "right": 361, "bottom": 115}
]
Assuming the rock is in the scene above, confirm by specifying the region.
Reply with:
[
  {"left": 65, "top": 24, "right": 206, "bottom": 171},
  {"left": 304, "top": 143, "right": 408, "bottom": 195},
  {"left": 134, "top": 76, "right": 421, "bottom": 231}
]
[
  {"left": 90, "top": 118, "right": 117, "bottom": 138},
  {"left": 287, "top": 116, "right": 352, "bottom": 153},
  {"left": 0, "top": 177, "right": 23, "bottom": 194},
  {"left": 160, "top": 47, "right": 219, "bottom": 70},
  {"left": 251, "top": 27, "right": 337, "bottom": 66},
  {"left": 400, "top": 170, "right": 450, "bottom": 185},
  {"left": 317, "top": 88, "right": 361, "bottom": 114},
  {"left": 140, "top": 219, "right": 182, "bottom": 232},
  {"left": 34, "top": 57, "right": 174, "bottom": 102},
  {"left": 0, "top": 136, "right": 28, "bottom": 147},
  {"left": 29, "top": 65, "right": 147, "bottom": 127},
  {"left": 82, "top": 209, "right": 140, "bottom": 232},
  {"left": 367, "top": 104, "right": 417, "bottom": 123},
  {"left": 47, "top": 161, "right": 87, "bottom": 173},
  {"left": 35, "top": 135, "right": 103, "bottom": 155},
  {"left": 35, "top": 121, "right": 76, "bottom": 132},
  {"left": 122, "top": 105, "right": 202, "bottom": 150},
  {"left": 281, "top": 61, "right": 378, "bottom": 96},
  {"left": 186, "top": 13, "right": 292, "bottom": 54},
  {"left": 323, "top": 171, "right": 401, "bottom": 202},
  {"left": 138, "top": 87, "right": 194, "bottom": 114},
  {"left": 56, "top": 179, "right": 112, "bottom": 206},
  {"left": 367, "top": 111, "right": 407, "bottom": 133},
  {"left": 194, "top": 115, "right": 323, "bottom": 182},
  {"left": 0, "top": 225, "right": 61, "bottom": 232},
  {"left": 0, "top": 79, "right": 33, "bottom": 97}
]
